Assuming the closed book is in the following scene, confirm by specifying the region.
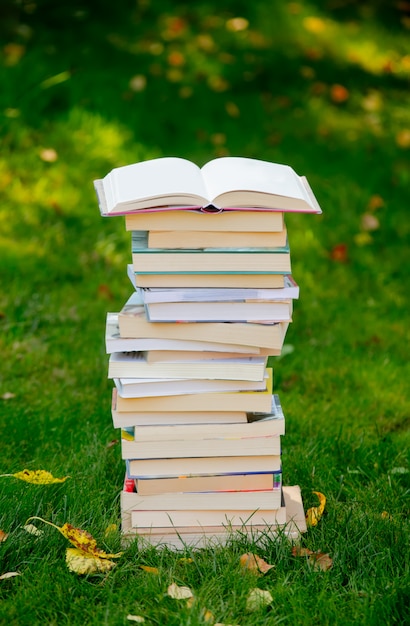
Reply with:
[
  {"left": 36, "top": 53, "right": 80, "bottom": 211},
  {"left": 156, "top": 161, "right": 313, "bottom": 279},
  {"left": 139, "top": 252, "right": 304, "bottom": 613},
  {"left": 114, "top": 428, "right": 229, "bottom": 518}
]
[
  {"left": 108, "top": 351, "right": 268, "bottom": 381},
  {"left": 118, "top": 292, "right": 289, "bottom": 350},
  {"left": 113, "top": 368, "right": 273, "bottom": 411},
  {"left": 125, "top": 394, "right": 284, "bottom": 440},
  {"left": 138, "top": 275, "right": 300, "bottom": 304},
  {"left": 106, "top": 313, "right": 259, "bottom": 355},
  {"left": 114, "top": 375, "right": 268, "bottom": 399},
  {"left": 121, "top": 488, "right": 282, "bottom": 511},
  {"left": 131, "top": 232, "right": 291, "bottom": 275},
  {"left": 112, "top": 408, "right": 249, "bottom": 428},
  {"left": 121, "top": 432, "right": 281, "bottom": 459},
  {"left": 144, "top": 298, "right": 293, "bottom": 322},
  {"left": 126, "top": 453, "right": 281, "bottom": 479},
  {"left": 130, "top": 268, "right": 286, "bottom": 289},
  {"left": 129, "top": 507, "right": 287, "bottom": 529},
  {"left": 125, "top": 208, "right": 285, "bottom": 232},
  {"left": 147, "top": 228, "right": 287, "bottom": 249},
  {"left": 134, "top": 471, "right": 282, "bottom": 495}
]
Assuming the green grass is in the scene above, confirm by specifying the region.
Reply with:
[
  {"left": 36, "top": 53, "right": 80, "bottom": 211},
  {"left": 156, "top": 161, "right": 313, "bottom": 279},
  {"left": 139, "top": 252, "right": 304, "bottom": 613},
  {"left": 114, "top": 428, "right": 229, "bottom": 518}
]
[{"left": 0, "top": 1, "right": 409, "bottom": 624}]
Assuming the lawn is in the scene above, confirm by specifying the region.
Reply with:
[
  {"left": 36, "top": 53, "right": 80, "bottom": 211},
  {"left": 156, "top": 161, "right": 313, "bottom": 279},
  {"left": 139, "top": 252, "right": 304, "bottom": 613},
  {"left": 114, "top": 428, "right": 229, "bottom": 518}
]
[{"left": 0, "top": 1, "right": 409, "bottom": 624}]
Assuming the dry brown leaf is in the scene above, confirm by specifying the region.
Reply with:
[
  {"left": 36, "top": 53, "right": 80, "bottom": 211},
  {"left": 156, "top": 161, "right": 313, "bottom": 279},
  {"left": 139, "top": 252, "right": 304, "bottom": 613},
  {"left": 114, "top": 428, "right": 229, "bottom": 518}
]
[
  {"left": 66, "top": 548, "right": 117, "bottom": 575},
  {"left": 239, "top": 552, "right": 274, "bottom": 574},
  {"left": 140, "top": 565, "right": 159, "bottom": 574},
  {"left": 306, "top": 491, "right": 326, "bottom": 527},
  {"left": 292, "top": 546, "right": 333, "bottom": 571},
  {"left": 0, "top": 529, "right": 8, "bottom": 542},
  {"left": 167, "top": 582, "right": 194, "bottom": 600},
  {"left": 246, "top": 588, "right": 273, "bottom": 611},
  {"left": 0, "top": 469, "right": 69, "bottom": 484},
  {"left": 0, "top": 571, "right": 21, "bottom": 580}
]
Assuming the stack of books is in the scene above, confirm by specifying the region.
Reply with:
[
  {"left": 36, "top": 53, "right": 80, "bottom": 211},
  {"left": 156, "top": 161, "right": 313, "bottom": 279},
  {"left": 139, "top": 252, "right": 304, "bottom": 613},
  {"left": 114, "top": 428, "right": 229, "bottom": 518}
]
[{"left": 95, "top": 156, "right": 321, "bottom": 548}]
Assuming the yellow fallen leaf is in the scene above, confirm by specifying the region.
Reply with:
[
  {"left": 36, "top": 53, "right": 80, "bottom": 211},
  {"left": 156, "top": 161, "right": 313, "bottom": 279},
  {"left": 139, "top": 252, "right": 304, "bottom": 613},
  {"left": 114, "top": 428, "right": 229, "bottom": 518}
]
[
  {"left": 202, "top": 608, "right": 214, "bottom": 622},
  {"left": 239, "top": 552, "right": 274, "bottom": 574},
  {"left": 25, "top": 517, "right": 122, "bottom": 559},
  {"left": 246, "top": 588, "right": 273, "bottom": 611},
  {"left": 104, "top": 523, "right": 118, "bottom": 537},
  {"left": 167, "top": 582, "right": 194, "bottom": 600},
  {"left": 66, "top": 548, "right": 117, "bottom": 575},
  {"left": 0, "top": 572, "right": 21, "bottom": 580},
  {"left": 306, "top": 491, "right": 326, "bottom": 527},
  {"left": 0, "top": 469, "right": 70, "bottom": 484},
  {"left": 178, "top": 557, "right": 193, "bottom": 564},
  {"left": 140, "top": 565, "right": 159, "bottom": 574}
]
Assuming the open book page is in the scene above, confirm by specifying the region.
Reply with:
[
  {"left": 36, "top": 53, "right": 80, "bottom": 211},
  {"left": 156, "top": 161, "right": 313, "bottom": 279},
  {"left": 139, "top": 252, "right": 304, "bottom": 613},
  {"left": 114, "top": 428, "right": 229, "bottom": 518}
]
[
  {"left": 201, "top": 157, "right": 308, "bottom": 205},
  {"left": 105, "top": 157, "right": 209, "bottom": 210}
]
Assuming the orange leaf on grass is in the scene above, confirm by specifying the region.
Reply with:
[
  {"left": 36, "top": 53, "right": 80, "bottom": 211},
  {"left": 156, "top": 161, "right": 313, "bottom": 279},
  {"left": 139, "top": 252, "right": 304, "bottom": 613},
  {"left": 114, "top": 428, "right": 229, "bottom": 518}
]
[
  {"left": 0, "top": 529, "right": 8, "bottom": 542},
  {"left": 306, "top": 491, "right": 326, "bottom": 527},
  {"left": 330, "top": 243, "right": 348, "bottom": 263},
  {"left": 292, "top": 546, "right": 333, "bottom": 571},
  {"left": 239, "top": 552, "right": 274, "bottom": 574}
]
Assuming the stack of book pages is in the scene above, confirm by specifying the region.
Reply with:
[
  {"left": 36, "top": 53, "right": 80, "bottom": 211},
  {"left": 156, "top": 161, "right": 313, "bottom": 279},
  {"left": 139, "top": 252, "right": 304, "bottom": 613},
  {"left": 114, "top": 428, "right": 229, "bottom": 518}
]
[{"left": 95, "top": 156, "right": 321, "bottom": 548}]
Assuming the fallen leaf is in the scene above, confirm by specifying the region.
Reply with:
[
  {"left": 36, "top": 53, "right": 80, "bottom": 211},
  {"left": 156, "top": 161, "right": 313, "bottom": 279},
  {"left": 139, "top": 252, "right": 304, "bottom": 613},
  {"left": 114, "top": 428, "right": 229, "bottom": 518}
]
[
  {"left": 381, "top": 511, "right": 392, "bottom": 520},
  {"left": 367, "top": 195, "right": 384, "bottom": 211},
  {"left": 0, "top": 469, "right": 69, "bottom": 484},
  {"left": 1, "top": 392, "right": 15, "bottom": 400},
  {"left": 66, "top": 548, "right": 117, "bottom": 575},
  {"left": 25, "top": 517, "right": 122, "bottom": 559},
  {"left": 0, "top": 572, "right": 21, "bottom": 580},
  {"left": 354, "top": 231, "right": 373, "bottom": 246},
  {"left": 23, "top": 524, "right": 44, "bottom": 537},
  {"left": 303, "top": 16, "right": 327, "bottom": 33},
  {"left": 396, "top": 129, "right": 410, "bottom": 148},
  {"left": 0, "top": 529, "right": 8, "bottom": 542},
  {"left": 39, "top": 148, "right": 58, "bottom": 163},
  {"left": 361, "top": 213, "right": 379, "bottom": 231},
  {"left": 292, "top": 546, "right": 333, "bottom": 571},
  {"left": 246, "top": 588, "right": 273, "bottom": 611},
  {"left": 306, "top": 491, "right": 326, "bottom": 527},
  {"left": 127, "top": 617, "right": 145, "bottom": 623},
  {"left": 330, "top": 84, "right": 349, "bottom": 103},
  {"left": 178, "top": 557, "right": 193, "bottom": 564},
  {"left": 104, "top": 523, "right": 118, "bottom": 537},
  {"left": 239, "top": 552, "right": 274, "bottom": 574},
  {"left": 129, "top": 75, "right": 147, "bottom": 92},
  {"left": 167, "top": 582, "right": 194, "bottom": 600},
  {"left": 140, "top": 565, "right": 159, "bottom": 574},
  {"left": 330, "top": 243, "right": 348, "bottom": 263},
  {"left": 202, "top": 608, "right": 215, "bottom": 622},
  {"left": 226, "top": 17, "right": 249, "bottom": 32}
]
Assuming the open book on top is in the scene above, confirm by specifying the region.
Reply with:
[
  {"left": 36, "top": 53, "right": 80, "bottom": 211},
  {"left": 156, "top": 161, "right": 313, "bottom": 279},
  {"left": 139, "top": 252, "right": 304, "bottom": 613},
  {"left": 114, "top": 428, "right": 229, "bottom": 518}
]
[{"left": 94, "top": 156, "right": 322, "bottom": 215}]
